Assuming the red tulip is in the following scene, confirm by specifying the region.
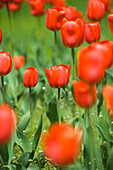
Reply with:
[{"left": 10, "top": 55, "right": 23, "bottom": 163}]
[
  {"left": 14, "top": 56, "right": 25, "bottom": 69},
  {"left": 102, "top": 85, "right": 113, "bottom": 120},
  {"left": 42, "top": 122, "right": 82, "bottom": 166},
  {"left": 29, "top": 0, "right": 45, "bottom": 16},
  {"left": 0, "top": 2, "right": 3, "bottom": 8},
  {"left": 0, "top": 51, "right": 12, "bottom": 76},
  {"left": 63, "top": 6, "right": 83, "bottom": 21},
  {"left": 87, "top": 0, "right": 105, "bottom": 21},
  {"left": 24, "top": 67, "right": 38, "bottom": 88},
  {"left": 0, "top": 104, "right": 16, "bottom": 145},
  {"left": 46, "top": 8, "right": 65, "bottom": 31},
  {"left": 53, "top": 0, "right": 66, "bottom": 7},
  {"left": 108, "top": 14, "right": 113, "bottom": 34},
  {"left": 77, "top": 45, "right": 105, "bottom": 84},
  {"left": 73, "top": 80, "right": 97, "bottom": 108},
  {"left": 0, "top": 27, "right": 2, "bottom": 45},
  {"left": 61, "top": 18, "right": 85, "bottom": 48},
  {"left": 99, "top": 0, "right": 111, "bottom": 12},
  {"left": 45, "top": 64, "right": 71, "bottom": 88},
  {"left": 85, "top": 22, "right": 101, "bottom": 44},
  {"left": 8, "top": 2, "right": 21, "bottom": 11},
  {"left": 13, "top": 0, "right": 23, "bottom": 4}
]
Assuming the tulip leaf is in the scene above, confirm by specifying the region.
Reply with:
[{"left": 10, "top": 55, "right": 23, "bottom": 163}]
[
  {"left": 17, "top": 152, "right": 30, "bottom": 167},
  {"left": 106, "top": 147, "right": 113, "bottom": 170},
  {"left": 0, "top": 144, "right": 9, "bottom": 165},
  {"left": 7, "top": 134, "right": 15, "bottom": 164},
  {"left": 32, "top": 114, "right": 43, "bottom": 152},
  {"left": 46, "top": 95, "right": 59, "bottom": 123},
  {"left": 62, "top": 162, "right": 87, "bottom": 170},
  {"left": 96, "top": 122, "right": 113, "bottom": 143},
  {"left": 18, "top": 112, "right": 30, "bottom": 132},
  {"left": 15, "top": 129, "right": 32, "bottom": 153},
  {"left": 27, "top": 164, "right": 41, "bottom": 170}
]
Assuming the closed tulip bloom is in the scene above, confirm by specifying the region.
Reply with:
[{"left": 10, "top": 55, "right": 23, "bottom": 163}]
[
  {"left": 29, "top": 0, "right": 45, "bottom": 16},
  {"left": 42, "top": 122, "right": 82, "bottom": 166},
  {"left": 89, "top": 40, "right": 113, "bottom": 69},
  {"left": 77, "top": 45, "right": 105, "bottom": 84},
  {"left": 53, "top": 0, "right": 66, "bottom": 7},
  {"left": 24, "top": 67, "right": 38, "bottom": 88},
  {"left": 87, "top": 0, "right": 105, "bottom": 21},
  {"left": 99, "top": 0, "right": 111, "bottom": 12},
  {"left": 45, "top": 64, "right": 71, "bottom": 88},
  {"left": 46, "top": 8, "right": 65, "bottom": 31},
  {"left": 61, "top": 18, "right": 85, "bottom": 48},
  {"left": 63, "top": 6, "right": 83, "bottom": 21},
  {"left": 0, "top": 104, "right": 17, "bottom": 145},
  {"left": 8, "top": 3, "right": 21, "bottom": 11},
  {"left": 14, "top": 56, "right": 25, "bottom": 69},
  {"left": 102, "top": 85, "right": 113, "bottom": 120},
  {"left": 0, "top": 27, "right": 2, "bottom": 45},
  {"left": 85, "top": 22, "right": 101, "bottom": 44},
  {"left": 108, "top": 14, "right": 113, "bottom": 34},
  {"left": 73, "top": 80, "right": 97, "bottom": 108},
  {"left": 0, "top": 51, "right": 12, "bottom": 76}
]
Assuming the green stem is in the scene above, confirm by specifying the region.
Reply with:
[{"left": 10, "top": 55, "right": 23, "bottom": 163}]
[
  {"left": 6, "top": 3, "right": 14, "bottom": 57},
  {"left": 29, "top": 88, "right": 33, "bottom": 141},
  {"left": 104, "top": 105, "right": 110, "bottom": 154},
  {"left": 54, "top": 31, "right": 58, "bottom": 65},
  {"left": 58, "top": 88, "right": 61, "bottom": 124},
  {"left": 71, "top": 48, "right": 76, "bottom": 80},
  {"left": 87, "top": 109, "right": 95, "bottom": 170},
  {"left": 1, "top": 76, "right": 5, "bottom": 103}
]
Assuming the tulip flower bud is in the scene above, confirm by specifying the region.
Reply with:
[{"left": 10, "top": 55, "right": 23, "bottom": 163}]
[
  {"left": 29, "top": 0, "right": 45, "bottom": 16},
  {"left": 77, "top": 45, "right": 106, "bottom": 84},
  {"left": 54, "top": 0, "right": 66, "bottom": 7},
  {"left": 73, "top": 80, "right": 97, "bottom": 108},
  {"left": 0, "top": 104, "right": 17, "bottom": 145},
  {"left": 85, "top": 22, "right": 101, "bottom": 44},
  {"left": 0, "top": 51, "right": 12, "bottom": 76},
  {"left": 8, "top": 3, "right": 21, "bottom": 11},
  {"left": 45, "top": 64, "right": 71, "bottom": 88},
  {"left": 61, "top": 18, "right": 85, "bottom": 48},
  {"left": 24, "top": 67, "right": 38, "bottom": 88},
  {"left": 0, "top": 27, "right": 2, "bottom": 45},
  {"left": 14, "top": 56, "right": 25, "bottom": 69},
  {"left": 108, "top": 14, "right": 113, "bottom": 34},
  {"left": 87, "top": 0, "right": 105, "bottom": 21},
  {"left": 42, "top": 122, "right": 82, "bottom": 166},
  {"left": 99, "top": 0, "right": 111, "bottom": 12},
  {"left": 46, "top": 8, "right": 65, "bottom": 31},
  {"left": 62, "top": 6, "right": 83, "bottom": 21},
  {"left": 102, "top": 85, "right": 113, "bottom": 120}
]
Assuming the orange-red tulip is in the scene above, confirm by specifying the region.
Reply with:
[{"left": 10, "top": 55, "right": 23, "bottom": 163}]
[
  {"left": 85, "top": 22, "right": 101, "bottom": 44},
  {"left": 73, "top": 80, "right": 97, "bottom": 108},
  {"left": 42, "top": 122, "right": 82, "bottom": 166},
  {"left": 108, "top": 14, "right": 113, "bottom": 34},
  {"left": 89, "top": 40, "right": 113, "bottom": 69},
  {"left": 62, "top": 6, "right": 83, "bottom": 21},
  {"left": 29, "top": 0, "right": 45, "bottom": 16},
  {"left": 53, "top": 0, "right": 66, "bottom": 7},
  {"left": 24, "top": 67, "right": 38, "bottom": 88},
  {"left": 8, "top": 2, "right": 21, "bottom": 11},
  {"left": 0, "top": 51, "right": 12, "bottom": 76},
  {"left": 77, "top": 45, "right": 105, "bottom": 84},
  {"left": 14, "top": 56, "right": 25, "bottom": 69},
  {"left": 0, "top": 27, "right": 2, "bottom": 45},
  {"left": 46, "top": 8, "right": 65, "bottom": 31},
  {"left": 61, "top": 18, "right": 85, "bottom": 48},
  {"left": 0, "top": 104, "right": 16, "bottom": 145},
  {"left": 87, "top": 0, "right": 105, "bottom": 21},
  {"left": 99, "top": 0, "right": 111, "bottom": 12},
  {"left": 45, "top": 64, "right": 71, "bottom": 88},
  {"left": 102, "top": 85, "right": 113, "bottom": 120}
]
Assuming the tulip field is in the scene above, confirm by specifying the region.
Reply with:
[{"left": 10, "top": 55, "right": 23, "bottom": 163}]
[{"left": 1, "top": 0, "right": 113, "bottom": 169}]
